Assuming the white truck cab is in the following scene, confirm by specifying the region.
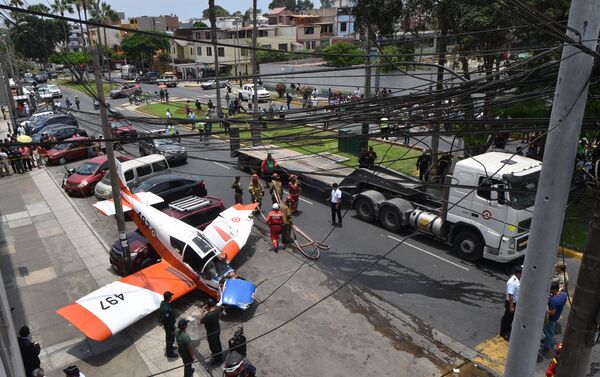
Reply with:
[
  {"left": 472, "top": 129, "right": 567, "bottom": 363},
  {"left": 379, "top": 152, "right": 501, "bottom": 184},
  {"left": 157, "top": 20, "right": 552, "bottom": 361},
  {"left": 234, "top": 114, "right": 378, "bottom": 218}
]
[{"left": 239, "top": 84, "right": 271, "bottom": 102}]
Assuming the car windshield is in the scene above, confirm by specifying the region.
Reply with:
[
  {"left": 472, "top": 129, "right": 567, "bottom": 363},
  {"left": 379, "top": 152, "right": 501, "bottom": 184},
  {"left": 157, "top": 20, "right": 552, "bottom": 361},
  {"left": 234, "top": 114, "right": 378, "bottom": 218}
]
[
  {"left": 110, "top": 120, "right": 128, "bottom": 129},
  {"left": 53, "top": 143, "right": 68, "bottom": 150},
  {"left": 133, "top": 180, "right": 153, "bottom": 192},
  {"left": 76, "top": 162, "right": 99, "bottom": 175},
  {"left": 155, "top": 138, "right": 174, "bottom": 145},
  {"left": 504, "top": 171, "right": 540, "bottom": 210},
  {"left": 47, "top": 85, "right": 58, "bottom": 91}
]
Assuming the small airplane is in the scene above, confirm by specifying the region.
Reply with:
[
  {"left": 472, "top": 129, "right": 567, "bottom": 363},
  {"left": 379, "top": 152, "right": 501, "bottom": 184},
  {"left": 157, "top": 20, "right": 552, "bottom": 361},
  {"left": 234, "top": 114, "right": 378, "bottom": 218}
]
[{"left": 57, "top": 159, "right": 258, "bottom": 341}]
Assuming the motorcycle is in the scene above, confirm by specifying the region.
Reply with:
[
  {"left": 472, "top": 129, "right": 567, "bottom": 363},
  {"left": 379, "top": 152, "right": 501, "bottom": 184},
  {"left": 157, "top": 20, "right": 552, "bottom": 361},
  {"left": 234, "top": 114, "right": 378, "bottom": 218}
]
[
  {"left": 62, "top": 165, "right": 76, "bottom": 188},
  {"left": 93, "top": 99, "right": 100, "bottom": 110}
]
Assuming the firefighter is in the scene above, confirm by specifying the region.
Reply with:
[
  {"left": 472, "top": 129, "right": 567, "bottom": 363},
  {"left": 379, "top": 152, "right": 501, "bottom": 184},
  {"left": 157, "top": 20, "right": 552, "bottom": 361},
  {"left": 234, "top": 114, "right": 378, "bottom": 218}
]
[
  {"left": 265, "top": 203, "right": 284, "bottom": 253},
  {"left": 269, "top": 173, "right": 283, "bottom": 204},
  {"left": 248, "top": 174, "right": 264, "bottom": 213},
  {"left": 287, "top": 174, "right": 302, "bottom": 212},
  {"left": 281, "top": 196, "right": 294, "bottom": 247},
  {"left": 260, "top": 153, "right": 278, "bottom": 181}
]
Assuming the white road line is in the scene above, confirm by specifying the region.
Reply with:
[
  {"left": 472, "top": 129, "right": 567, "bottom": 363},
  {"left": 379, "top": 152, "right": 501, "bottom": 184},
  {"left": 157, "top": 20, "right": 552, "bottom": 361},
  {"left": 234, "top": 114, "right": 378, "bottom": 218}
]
[
  {"left": 387, "top": 235, "right": 470, "bottom": 271},
  {"left": 213, "top": 161, "right": 230, "bottom": 170},
  {"left": 283, "top": 190, "right": 313, "bottom": 205}
]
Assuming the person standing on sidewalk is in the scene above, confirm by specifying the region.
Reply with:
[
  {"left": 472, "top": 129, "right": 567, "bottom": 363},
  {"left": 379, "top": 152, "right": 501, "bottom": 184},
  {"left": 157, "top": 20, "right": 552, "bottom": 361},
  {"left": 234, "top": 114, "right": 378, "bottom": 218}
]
[
  {"left": 176, "top": 319, "right": 195, "bottom": 377},
  {"left": 159, "top": 291, "right": 178, "bottom": 358},
  {"left": 200, "top": 298, "right": 224, "bottom": 365},
  {"left": 225, "top": 92, "right": 230, "bottom": 107},
  {"left": 540, "top": 282, "right": 567, "bottom": 356},
  {"left": 552, "top": 261, "right": 569, "bottom": 292},
  {"left": 165, "top": 90, "right": 170, "bottom": 103},
  {"left": 329, "top": 183, "right": 342, "bottom": 226},
  {"left": 18, "top": 325, "right": 41, "bottom": 377},
  {"left": 232, "top": 176, "right": 243, "bottom": 204},
  {"left": 286, "top": 92, "right": 293, "bottom": 110},
  {"left": 500, "top": 266, "right": 522, "bottom": 340},
  {"left": 0, "top": 148, "right": 11, "bottom": 176},
  {"left": 74, "top": 96, "right": 80, "bottom": 110}
]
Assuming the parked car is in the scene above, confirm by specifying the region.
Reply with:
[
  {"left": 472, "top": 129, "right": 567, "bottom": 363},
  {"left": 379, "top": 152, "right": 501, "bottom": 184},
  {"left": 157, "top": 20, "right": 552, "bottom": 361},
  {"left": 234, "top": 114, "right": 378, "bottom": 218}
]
[
  {"left": 109, "top": 83, "right": 142, "bottom": 99},
  {"left": 35, "top": 87, "right": 54, "bottom": 101},
  {"left": 132, "top": 174, "right": 207, "bottom": 206},
  {"left": 200, "top": 79, "right": 230, "bottom": 90},
  {"left": 30, "top": 114, "right": 78, "bottom": 134},
  {"left": 136, "top": 71, "right": 160, "bottom": 84},
  {"left": 138, "top": 130, "right": 187, "bottom": 165},
  {"left": 109, "top": 118, "right": 138, "bottom": 141},
  {"left": 45, "top": 136, "right": 98, "bottom": 165},
  {"left": 33, "top": 73, "right": 48, "bottom": 83},
  {"left": 22, "top": 77, "right": 37, "bottom": 86},
  {"left": 109, "top": 195, "right": 225, "bottom": 275},
  {"left": 45, "top": 84, "right": 62, "bottom": 98},
  {"left": 156, "top": 72, "right": 178, "bottom": 87},
  {"left": 32, "top": 125, "right": 86, "bottom": 143},
  {"left": 20, "top": 110, "right": 54, "bottom": 128},
  {"left": 238, "top": 83, "right": 271, "bottom": 102},
  {"left": 62, "top": 154, "right": 130, "bottom": 196}
]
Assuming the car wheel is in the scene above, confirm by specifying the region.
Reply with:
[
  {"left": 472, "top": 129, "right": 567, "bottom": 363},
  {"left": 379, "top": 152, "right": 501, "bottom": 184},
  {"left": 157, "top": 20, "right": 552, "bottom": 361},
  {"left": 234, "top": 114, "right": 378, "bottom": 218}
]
[
  {"left": 453, "top": 230, "right": 484, "bottom": 262},
  {"left": 58, "top": 157, "right": 66, "bottom": 165}
]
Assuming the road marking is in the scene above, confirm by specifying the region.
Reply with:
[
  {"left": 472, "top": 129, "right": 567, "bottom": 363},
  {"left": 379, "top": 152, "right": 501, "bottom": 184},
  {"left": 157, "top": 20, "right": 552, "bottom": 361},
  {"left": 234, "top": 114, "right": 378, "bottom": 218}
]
[
  {"left": 283, "top": 190, "right": 313, "bottom": 205},
  {"left": 213, "top": 161, "right": 230, "bottom": 170},
  {"left": 387, "top": 235, "right": 470, "bottom": 271}
]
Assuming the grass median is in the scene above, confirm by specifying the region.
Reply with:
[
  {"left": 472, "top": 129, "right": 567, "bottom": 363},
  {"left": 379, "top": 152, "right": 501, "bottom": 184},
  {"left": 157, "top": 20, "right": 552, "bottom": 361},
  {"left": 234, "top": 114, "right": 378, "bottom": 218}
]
[{"left": 56, "top": 79, "right": 114, "bottom": 97}]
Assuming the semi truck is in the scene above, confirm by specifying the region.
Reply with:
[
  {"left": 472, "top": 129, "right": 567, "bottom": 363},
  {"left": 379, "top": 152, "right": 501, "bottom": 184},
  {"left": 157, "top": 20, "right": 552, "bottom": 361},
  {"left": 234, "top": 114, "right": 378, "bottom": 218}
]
[{"left": 236, "top": 146, "right": 541, "bottom": 263}]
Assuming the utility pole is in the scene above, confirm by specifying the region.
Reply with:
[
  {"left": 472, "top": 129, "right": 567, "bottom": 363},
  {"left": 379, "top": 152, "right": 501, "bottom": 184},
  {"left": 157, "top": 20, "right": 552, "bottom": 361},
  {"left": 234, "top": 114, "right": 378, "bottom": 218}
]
[
  {"left": 363, "top": 31, "right": 371, "bottom": 98},
  {"left": 503, "top": 1, "right": 600, "bottom": 376},
  {"left": 209, "top": 0, "right": 222, "bottom": 113},
  {"left": 430, "top": 29, "right": 447, "bottom": 182},
  {"left": 91, "top": 45, "right": 132, "bottom": 275},
  {"left": 0, "top": 64, "right": 17, "bottom": 128},
  {"left": 251, "top": 0, "right": 259, "bottom": 115},
  {"left": 556, "top": 183, "right": 600, "bottom": 376}
]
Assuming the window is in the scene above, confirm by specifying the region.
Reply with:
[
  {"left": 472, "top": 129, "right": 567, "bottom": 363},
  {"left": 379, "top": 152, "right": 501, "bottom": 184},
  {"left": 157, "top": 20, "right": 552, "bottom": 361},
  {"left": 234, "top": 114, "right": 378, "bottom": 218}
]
[
  {"left": 278, "top": 43, "right": 288, "bottom": 51},
  {"left": 218, "top": 47, "right": 225, "bottom": 57},
  {"left": 170, "top": 236, "right": 186, "bottom": 255},
  {"left": 206, "top": 47, "right": 212, "bottom": 56},
  {"left": 240, "top": 48, "right": 248, "bottom": 57},
  {"left": 196, "top": 46, "right": 202, "bottom": 56},
  {"left": 205, "top": 31, "right": 211, "bottom": 39},
  {"left": 169, "top": 179, "right": 187, "bottom": 189},
  {"left": 152, "top": 160, "right": 168, "bottom": 172},
  {"left": 305, "top": 41, "right": 311, "bottom": 50},
  {"left": 304, "top": 27, "right": 314, "bottom": 35},
  {"left": 321, "top": 24, "right": 333, "bottom": 33},
  {"left": 190, "top": 47, "right": 193, "bottom": 55},
  {"left": 477, "top": 177, "right": 504, "bottom": 201},
  {"left": 136, "top": 165, "right": 152, "bottom": 178},
  {"left": 124, "top": 169, "right": 134, "bottom": 182},
  {"left": 311, "top": 41, "right": 316, "bottom": 49},
  {"left": 340, "top": 22, "right": 347, "bottom": 32},
  {"left": 150, "top": 182, "right": 170, "bottom": 193},
  {"left": 99, "top": 162, "right": 109, "bottom": 171}
]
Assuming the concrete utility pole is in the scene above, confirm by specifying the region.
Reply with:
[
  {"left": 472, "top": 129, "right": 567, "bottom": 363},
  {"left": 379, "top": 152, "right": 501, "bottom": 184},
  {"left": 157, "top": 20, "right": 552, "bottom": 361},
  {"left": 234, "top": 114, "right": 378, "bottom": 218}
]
[
  {"left": 503, "top": 1, "right": 600, "bottom": 376},
  {"left": 0, "top": 64, "right": 17, "bottom": 128},
  {"left": 208, "top": 0, "right": 222, "bottom": 113},
  {"left": 251, "top": 0, "right": 259, "bottom": 115},
  {"left": 91, "top": 46, "right": 132, "bottom": 275},
  {"left": 363, "top": 31, "right": 371, "bottom": 98},
  {"left": 430, "top": 29, "right": 447, "bottom": 182},
  {"left": 556, "top": 184, "right": 600, "bottom": 376}
]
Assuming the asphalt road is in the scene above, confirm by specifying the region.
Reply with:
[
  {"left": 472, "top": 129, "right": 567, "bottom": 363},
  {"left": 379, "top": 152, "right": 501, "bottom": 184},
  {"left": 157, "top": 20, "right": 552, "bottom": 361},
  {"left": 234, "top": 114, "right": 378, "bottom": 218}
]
[{"left": 50, "top": 80, "right": 594, "bottom": 374}]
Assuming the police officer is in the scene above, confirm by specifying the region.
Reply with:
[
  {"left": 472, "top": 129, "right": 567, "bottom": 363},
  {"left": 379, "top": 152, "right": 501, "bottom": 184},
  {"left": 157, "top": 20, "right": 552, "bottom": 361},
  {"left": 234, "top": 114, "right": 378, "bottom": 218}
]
[
  {"left": 176, "top": 319, "right": 195, "bottom": 377},
  {"left": 266, "top": 203, "right": 284, "bottom": 252},
  {"left": 200, "top": 298, "right": 224, "bottom": 365},
  {"left": 159, "top": 291, "right": 178, "bottom": 358}
]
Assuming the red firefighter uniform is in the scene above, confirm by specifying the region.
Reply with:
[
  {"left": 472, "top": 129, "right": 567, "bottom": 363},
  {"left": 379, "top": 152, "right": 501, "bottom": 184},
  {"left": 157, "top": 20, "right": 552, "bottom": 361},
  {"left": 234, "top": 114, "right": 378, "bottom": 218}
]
[
  {"left": 287, "top": 175, "right": 302, "bottom": 212},
  {"left": 265, "top": 205, "right": 284, "bottom": 252}
]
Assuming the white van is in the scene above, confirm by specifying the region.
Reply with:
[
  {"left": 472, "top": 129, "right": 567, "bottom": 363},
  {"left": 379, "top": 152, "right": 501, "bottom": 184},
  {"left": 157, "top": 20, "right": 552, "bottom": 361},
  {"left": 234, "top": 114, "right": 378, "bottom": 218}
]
[{"left": 94, "top": 154, "right": 170, "bottom": 199}]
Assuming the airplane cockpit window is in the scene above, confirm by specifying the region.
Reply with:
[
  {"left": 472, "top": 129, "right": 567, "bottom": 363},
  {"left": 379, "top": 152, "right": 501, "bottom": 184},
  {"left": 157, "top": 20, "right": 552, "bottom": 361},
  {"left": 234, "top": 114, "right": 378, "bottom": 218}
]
[
  {"left": 190, "top": 233, "right": 215, "bottom": 254},
  {"left": 170, "top": 236, "right": 186, "bottom": 255},
  {"left": 201, "top": 256, "right": 230, "bottom": 280},
  {"left": 182, "top": 246, "right": 204, "bottom": 271}
]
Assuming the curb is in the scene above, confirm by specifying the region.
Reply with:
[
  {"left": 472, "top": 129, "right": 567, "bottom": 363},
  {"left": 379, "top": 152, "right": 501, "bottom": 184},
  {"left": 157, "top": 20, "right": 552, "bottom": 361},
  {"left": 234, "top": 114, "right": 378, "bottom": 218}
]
[{"left": 558, "top": 246, "right": 583, "bottom": 260}]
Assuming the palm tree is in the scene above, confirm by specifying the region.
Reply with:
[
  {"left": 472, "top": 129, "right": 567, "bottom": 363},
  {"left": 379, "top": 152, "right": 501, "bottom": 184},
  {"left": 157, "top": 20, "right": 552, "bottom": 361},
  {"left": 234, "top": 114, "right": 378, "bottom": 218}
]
[
  {"left": 90, "top": 2, "right": 120, "bottom": 83},
  {"left": 51, "top": 0, "right": 74, "bottom": 49}
]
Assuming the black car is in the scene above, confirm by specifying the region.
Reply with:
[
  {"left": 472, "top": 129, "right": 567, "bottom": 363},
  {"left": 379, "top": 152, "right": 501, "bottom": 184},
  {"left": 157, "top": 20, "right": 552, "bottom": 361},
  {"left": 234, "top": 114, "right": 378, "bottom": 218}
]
[
  {"left": 137, "top": 72, "right": 160, "bottom": 84},
  {"left": 32, "top": 125, "right": 87, "bottom": 143},
  {"left": 30, "top": 114, "right": 78, "bottom": 134},
  {"left": 138, "top": 131, "right": 187, "bottom": 165},
  {"left": 33, "top": 73, "right": 48, "bottom": 83},
  {"left": 132, "top": 174, "right": 207, "bottom": 207},
  {"left": 22, "top": 77, "right": 38, "bottom": 86}
]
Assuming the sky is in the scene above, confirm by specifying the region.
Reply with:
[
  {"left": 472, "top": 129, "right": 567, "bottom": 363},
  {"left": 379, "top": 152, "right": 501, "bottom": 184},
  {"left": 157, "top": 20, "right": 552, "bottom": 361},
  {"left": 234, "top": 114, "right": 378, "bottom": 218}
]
[{"left": 101, "top": 0, "right": 273, "bottom": 20}]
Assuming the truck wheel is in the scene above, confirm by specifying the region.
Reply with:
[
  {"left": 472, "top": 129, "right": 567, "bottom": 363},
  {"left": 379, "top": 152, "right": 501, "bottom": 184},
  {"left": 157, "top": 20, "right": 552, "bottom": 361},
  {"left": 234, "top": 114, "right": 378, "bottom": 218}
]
[
  {"left": 355, "top": 197, "right": 376, "bottom": 222},
  {"left": 379, "top": 206, "right": 402, "bottom": 232},
  {"left": 453, "top": 230, "right": 483, "bottom": 262}
]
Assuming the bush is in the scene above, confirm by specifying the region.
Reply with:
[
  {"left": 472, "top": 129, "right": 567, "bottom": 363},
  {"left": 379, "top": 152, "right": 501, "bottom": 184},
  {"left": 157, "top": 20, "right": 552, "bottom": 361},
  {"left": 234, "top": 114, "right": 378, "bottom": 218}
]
[
  {"left": 275, "top": 82, "right": 286, "bottom": 98},
  {"left": 299, "top": 86, "right": 314, "bottom": 98}
]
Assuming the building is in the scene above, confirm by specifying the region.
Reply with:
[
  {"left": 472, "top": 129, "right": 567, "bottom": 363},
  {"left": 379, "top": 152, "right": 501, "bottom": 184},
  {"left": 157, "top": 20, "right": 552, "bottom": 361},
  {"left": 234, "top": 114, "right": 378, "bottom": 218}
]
[
  {"left": 336, "top": 7, "right": 355, "bottom": 37},
  {"left": 66, "top": 24, "right": 88, "bottom": 52},
  {"left": 126, "top": 15, "right": 179, "bottom": 32}
]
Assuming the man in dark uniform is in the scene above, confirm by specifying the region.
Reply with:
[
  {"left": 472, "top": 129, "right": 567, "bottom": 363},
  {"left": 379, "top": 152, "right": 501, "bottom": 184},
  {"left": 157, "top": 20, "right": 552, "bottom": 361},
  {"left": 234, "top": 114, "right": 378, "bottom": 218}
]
[
  {"left": 159, "top": 291, "right": 178, "bottom": 358},
  {"left": 18, "top": 325, "right": 41, "bottom": 377},
  {"left": 176, "top": 319, "right": 195, "bottom": 377},
  {"left": 358, "top": 147, "right": 369, "bottom": 168},
  {"left": 366, "top": 146, "right": 378, "bottom": 169},
  {"left": 200, "top": 298, "right": 224, "bottom": 365},
  {"left": 416, "top": 151, "right": 431, "bottom": 182}
]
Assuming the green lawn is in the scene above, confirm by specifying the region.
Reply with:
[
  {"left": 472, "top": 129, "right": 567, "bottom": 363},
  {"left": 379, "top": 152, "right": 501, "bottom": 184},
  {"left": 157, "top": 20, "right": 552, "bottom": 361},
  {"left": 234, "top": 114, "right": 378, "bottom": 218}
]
[
  {"left": 56, "top": 79, "right": 115, "bottom": 97},
  {"left": 137, "top": 101, "right": 250, "bottom": 121},
  {"left": 561, "top": 189, "right": 594, "bottom": 251}
]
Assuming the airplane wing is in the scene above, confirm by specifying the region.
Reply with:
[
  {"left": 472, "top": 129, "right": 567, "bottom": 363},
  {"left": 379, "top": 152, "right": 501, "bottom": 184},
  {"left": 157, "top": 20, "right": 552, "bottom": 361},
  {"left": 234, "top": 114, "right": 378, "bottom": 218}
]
[
  {"left": 56, "top": 260, "right": 196, "bottom": 341},
  {"left": 202, "top": 203, "right": 258, "bottom": 263}
]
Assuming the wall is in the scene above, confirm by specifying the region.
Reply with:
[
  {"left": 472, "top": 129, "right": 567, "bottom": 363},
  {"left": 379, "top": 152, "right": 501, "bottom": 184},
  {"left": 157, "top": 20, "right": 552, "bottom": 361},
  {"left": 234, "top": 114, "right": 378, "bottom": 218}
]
[{"left": 0, "top": 269, "right": 25, "bottom": 377}]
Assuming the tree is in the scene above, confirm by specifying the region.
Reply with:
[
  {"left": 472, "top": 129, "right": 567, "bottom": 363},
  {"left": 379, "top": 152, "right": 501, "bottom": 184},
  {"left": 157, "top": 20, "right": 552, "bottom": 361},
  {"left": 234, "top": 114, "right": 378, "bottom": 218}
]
[
  {"left": 321, "top": 42, "right": 363, "bottom": 67},
  {"left": 201, "top": 5, "right": 229, "bottom": 19},
  {"left": 244, "top": 7, "right": 262, "bottom": 21},
  {"left": 377, "top": 45, "right": 416, "bottom": 72},
  {"left": 353, "top": 0, "right": 404, "bottom": 38},
  {"left": 193, "top": 20, "right": 208, "bottom": 28},
  {"left": 50, "top": 0, "right": 74, "bottom": 44},
  {"left": 297, "top": 0, "right": 314, "bottom": 10},
  {"left": 320, "top": 0, "right": 334, "bottom": 8},
  {"left": 120, "top": 32, "right": 169, "bottom": 69},
  {"left": 256, "top": 49, "right": 289, "bottom": 64},
  {"left": 268, "top": 0, "right": 296, "bottom": 10},
  {"left": 49, "top": 51, "right": 92, "bottom": 65}
]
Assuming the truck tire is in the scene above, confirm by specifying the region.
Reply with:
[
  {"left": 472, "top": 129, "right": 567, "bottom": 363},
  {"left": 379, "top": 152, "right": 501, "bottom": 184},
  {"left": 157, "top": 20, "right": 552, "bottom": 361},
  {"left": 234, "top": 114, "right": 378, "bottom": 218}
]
[
  {"left": 379, "top": 206, "right": 403, "bottom": 232},
  {"left": 355, "top": 197, "right": 376, "bottom": 222},
  {"left": 453, "top": 230, "right": 484, "bottom": 262}
]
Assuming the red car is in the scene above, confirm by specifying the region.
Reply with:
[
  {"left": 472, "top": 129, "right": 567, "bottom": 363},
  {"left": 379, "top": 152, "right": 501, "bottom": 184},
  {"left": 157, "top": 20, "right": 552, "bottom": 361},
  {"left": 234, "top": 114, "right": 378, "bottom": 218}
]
[
  {"left": 110, "top": 118, "right": 138, "bottom": 141},
  {"left": 46, "top": 136, "right": 99, "bottom": 165},
  {"left": 62, "top": 154, "right": 131, "bottom": 196}
]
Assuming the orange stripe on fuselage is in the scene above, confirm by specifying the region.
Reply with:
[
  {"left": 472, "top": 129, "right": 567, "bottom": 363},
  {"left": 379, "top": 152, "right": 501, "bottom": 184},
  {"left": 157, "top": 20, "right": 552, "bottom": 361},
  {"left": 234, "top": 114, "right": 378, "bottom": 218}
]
[
  {"left": 222, "top": 240, "right": 241, "bottom": 263},
  {"left": 56, "top": 303, "right": 112, "bottom": 342},
  {"left": 233, "top": 203, "right": 259, "bottom": 211},
  {"left": 213, "top": 226, "right": 232, "bottom": 243}
]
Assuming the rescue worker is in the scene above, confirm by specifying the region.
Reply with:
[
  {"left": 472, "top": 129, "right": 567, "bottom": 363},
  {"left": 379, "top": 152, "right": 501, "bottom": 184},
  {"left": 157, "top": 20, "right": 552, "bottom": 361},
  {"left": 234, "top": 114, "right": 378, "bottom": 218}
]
[
  {"left": 269, "top": 173, "right": 283, "bottom": 204},
  {"left": 232, "top": 176, "right": 243, "bottom": 204},
  {"left": 281, "top": 196, "right": 294, "bottom": 247},
  {"left": 287, "top": 174, "right": 302, "bottom": 212},
  {"left": 266, "top": 203, "right": 284, "bottom": 252},
  {"left": 260, "top": 153, "right": 278, "bottom": 182},
  {"left": 248, "top": 174, "right": 264, "bottom": 213},
  {"left": 159, "top": 291, "right": 178, "bottom": 358}
]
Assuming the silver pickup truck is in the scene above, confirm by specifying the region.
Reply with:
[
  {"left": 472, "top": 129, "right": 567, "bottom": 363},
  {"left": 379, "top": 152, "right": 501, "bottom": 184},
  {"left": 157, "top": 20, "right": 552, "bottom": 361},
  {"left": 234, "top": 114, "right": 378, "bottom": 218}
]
[{"left": 157, "top": 72, "right": 178, "bottom": 87}]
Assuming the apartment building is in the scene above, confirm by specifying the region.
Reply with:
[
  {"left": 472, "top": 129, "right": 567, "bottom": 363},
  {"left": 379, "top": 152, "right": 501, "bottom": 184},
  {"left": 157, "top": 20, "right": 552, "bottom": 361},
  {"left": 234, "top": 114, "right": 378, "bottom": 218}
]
[{"left": 126, "top": 15, "right": 179, "bottom": 32}]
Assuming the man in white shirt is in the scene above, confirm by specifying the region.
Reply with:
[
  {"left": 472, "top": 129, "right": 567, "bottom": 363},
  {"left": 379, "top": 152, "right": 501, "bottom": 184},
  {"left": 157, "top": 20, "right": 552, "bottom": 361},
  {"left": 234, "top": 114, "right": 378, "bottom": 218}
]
[
  {"left": 329, "top": 183, "right": 342, "bottom": 226},
  {"left": 500, "top": 266, "right": 522, "bottom": 340}
]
